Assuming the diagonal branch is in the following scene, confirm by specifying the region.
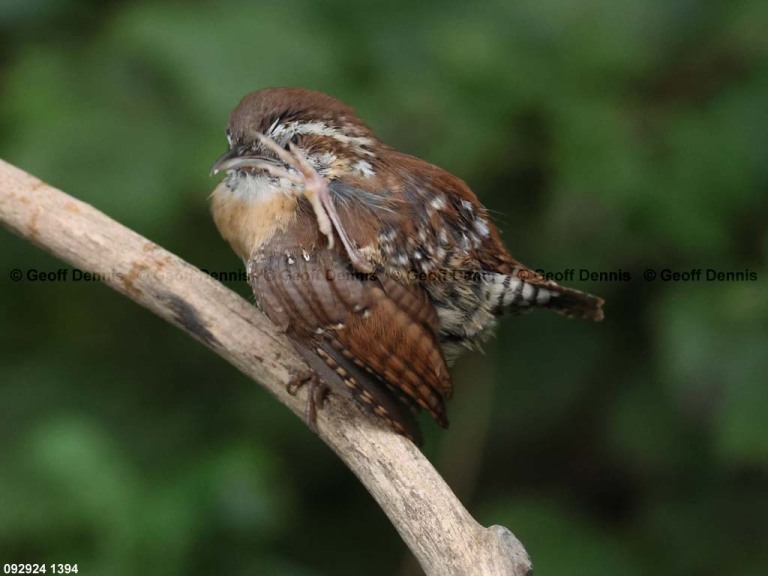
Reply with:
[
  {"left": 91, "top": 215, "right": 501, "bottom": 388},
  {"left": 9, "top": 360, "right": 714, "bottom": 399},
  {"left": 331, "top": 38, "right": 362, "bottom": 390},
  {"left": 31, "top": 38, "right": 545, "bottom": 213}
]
[{"left": 0, "top": 159, "right": 531, "bottom": 576}]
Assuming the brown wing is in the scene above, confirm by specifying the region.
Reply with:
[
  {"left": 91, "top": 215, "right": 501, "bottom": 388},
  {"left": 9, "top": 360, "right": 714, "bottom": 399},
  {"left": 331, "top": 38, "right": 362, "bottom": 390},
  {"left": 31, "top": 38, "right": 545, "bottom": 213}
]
[
  {"left": 249, "top": 241, "right": 452, "bottom": 442},
  {"left": 329, "top": 152, "right": 603, "bottom": 322}
]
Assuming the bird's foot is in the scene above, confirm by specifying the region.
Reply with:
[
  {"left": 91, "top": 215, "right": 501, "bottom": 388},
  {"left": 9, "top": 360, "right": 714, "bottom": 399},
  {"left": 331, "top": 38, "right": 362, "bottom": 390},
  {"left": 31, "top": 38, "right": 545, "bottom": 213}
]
[{"left": 287, "top": 369, "right": 330, "bottom": 432}]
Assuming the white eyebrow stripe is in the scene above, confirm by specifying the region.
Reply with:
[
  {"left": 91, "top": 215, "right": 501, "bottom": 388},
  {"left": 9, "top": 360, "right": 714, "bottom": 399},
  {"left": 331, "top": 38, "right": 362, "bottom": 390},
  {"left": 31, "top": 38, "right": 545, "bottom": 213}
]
[{"left": 268, "top": 121, "right": 375, "bottom": 153}]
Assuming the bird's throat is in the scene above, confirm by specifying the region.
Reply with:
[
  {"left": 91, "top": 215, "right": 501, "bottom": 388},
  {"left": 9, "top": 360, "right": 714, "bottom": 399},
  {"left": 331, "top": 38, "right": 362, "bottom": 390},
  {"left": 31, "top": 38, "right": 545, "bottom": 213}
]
[{"left": 210, "top": 179, "right": 298, "bottom": 261}]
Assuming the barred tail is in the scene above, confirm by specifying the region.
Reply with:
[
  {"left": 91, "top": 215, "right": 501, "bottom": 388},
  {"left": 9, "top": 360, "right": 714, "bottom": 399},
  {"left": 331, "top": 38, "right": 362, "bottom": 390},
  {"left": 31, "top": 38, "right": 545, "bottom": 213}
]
[
  {"left": 540, "top": 284, "right": 604, "bottom": 321},
  {"left": 489, "top": 268, "right": 604, "bottom": 321}
]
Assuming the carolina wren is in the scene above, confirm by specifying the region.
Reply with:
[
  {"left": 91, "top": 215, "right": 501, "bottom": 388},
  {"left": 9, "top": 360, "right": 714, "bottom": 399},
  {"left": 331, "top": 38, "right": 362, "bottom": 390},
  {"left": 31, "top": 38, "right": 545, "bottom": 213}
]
[{"left": 210, "top": 87, "right": 603, "bottom": 443}]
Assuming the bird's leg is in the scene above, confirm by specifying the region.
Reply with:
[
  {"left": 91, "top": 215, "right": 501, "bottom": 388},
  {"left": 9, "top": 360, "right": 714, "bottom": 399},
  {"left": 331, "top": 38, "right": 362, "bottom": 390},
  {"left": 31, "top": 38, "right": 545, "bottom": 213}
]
[
  {"left": 287, "top": 369, "right": 330, "bottom": 431},
  {"left": 256, "top": 134, "right": 374, "bottom": 273}
]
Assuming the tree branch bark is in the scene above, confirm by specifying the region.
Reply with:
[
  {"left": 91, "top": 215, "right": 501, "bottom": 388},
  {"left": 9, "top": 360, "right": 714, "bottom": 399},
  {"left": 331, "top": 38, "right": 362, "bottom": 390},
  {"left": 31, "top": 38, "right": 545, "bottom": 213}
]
[{"left": 0, "top": 159, "right": 531, "bottom": 576}]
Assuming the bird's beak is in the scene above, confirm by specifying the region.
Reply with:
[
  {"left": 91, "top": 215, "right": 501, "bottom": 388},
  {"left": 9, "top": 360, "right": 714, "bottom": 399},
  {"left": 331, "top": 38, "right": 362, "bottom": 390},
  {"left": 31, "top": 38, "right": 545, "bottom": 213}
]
[
  {"left": 210, "top": 148, "right": 282, "bottom": 177},
  {"left": 210, "top": 148, "right": 242, "bottom": 176}
]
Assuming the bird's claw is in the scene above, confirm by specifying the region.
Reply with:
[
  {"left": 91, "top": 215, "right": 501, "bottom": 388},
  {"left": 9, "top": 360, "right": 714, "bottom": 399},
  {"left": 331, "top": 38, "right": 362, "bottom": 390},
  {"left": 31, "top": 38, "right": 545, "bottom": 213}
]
[{"left": 287, "top": 370, "right": 330, "bottom": 431}]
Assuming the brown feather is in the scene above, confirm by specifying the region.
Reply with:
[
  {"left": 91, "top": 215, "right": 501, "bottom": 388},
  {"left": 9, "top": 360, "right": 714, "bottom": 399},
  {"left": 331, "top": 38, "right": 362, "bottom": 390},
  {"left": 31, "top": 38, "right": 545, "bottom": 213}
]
[{"left": 211, "top": 87, "right": 604, "bottom": 441}]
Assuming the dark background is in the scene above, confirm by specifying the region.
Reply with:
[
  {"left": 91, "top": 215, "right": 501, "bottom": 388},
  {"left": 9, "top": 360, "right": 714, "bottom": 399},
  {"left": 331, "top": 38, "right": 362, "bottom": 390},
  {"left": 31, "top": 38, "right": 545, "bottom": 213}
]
[{"left": 1, "top": 1, "right": 767, "bottom": 574}]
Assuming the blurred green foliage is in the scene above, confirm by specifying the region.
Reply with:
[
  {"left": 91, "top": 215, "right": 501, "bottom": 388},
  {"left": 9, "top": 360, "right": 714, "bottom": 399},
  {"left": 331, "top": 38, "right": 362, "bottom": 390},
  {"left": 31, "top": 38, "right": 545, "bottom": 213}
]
[{"left": 1, "top": 1, "right": 767, "bottom": 574}]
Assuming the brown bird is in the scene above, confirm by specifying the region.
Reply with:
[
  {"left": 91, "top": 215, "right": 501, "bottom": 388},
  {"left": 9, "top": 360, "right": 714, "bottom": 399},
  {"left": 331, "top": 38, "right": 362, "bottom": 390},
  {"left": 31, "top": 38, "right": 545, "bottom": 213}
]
[{"left": 210, "top": 87, "right": 603, "bottom": 444}]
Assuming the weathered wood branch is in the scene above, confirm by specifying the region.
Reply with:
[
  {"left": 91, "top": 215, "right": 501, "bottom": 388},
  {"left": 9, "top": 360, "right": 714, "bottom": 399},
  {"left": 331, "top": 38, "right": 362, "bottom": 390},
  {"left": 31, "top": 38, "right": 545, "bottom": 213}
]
[{"left": 0, "top": 159, "right": 531, "bottom": 576}]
